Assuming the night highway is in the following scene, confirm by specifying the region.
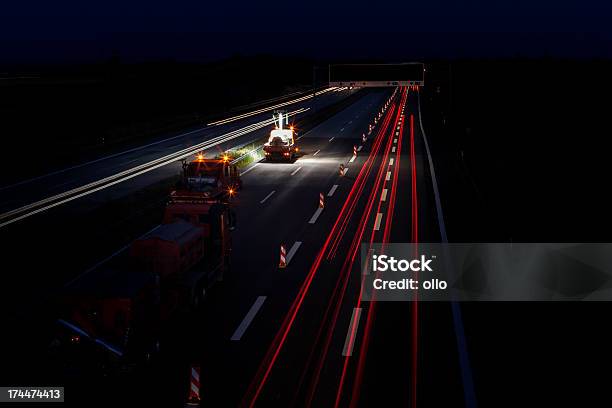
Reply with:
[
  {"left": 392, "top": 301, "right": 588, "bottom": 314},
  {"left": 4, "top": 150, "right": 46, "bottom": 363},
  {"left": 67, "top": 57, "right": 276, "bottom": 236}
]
[{"left": 3, "top": 2, "right": 612, "bottom": 407}]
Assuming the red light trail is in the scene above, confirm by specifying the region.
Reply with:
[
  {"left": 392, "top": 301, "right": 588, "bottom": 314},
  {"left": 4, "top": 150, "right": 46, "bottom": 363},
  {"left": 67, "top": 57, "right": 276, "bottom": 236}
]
[{"left": 242, "top": 91, "right": 400, "bottom": 407}]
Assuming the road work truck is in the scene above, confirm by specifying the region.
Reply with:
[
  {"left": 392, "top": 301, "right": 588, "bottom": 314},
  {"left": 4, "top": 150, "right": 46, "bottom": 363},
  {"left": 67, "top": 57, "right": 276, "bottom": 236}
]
[{"left": 263, "top": 110, "right": 299, "bottom": 161}]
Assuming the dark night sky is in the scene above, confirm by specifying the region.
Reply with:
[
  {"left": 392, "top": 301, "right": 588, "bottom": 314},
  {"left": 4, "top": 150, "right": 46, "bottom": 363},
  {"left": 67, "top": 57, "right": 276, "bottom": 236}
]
[{"left": 1, "top": 0, "right": 612, "bottom": 63}]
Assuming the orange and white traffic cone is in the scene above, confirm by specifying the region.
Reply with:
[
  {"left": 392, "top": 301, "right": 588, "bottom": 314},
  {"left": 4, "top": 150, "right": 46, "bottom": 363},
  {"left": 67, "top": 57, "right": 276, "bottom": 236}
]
[
  {"left": 362, "top": 133, "right": 366, "bottom": 143},
  {"left": 319, "top": 192, "right": 325, "bottom": 209},
  {"left": 339, "top": 163, "right": 345, "bottom": 176},
  {"left": 353, "top": 145, "right": 357, "bottom": 157},
  {"left": 279, "top": 244, "right": 287, "bottom": 268},
  {"left": 186, "top": 365, "right": 200, "bottom": 406}
]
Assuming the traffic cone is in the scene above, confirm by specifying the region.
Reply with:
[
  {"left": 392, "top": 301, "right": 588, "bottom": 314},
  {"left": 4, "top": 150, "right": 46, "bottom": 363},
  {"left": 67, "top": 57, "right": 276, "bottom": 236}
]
[
  {"left": 186, "top": 365, "right": 200, "bottom": 406},
  {"left": 319, "top": 192, "right": 325, "bottom": 209},
  {"left": 279, "top": 244, "right": 287, "bottom": 268},
  {"left": 339, "top": 163, "right": 346, "bottom": 176},
  {"left": 353, "top": 145, "right": 357, "bottom": 156},
  {"left": 362, "top": 133, "right": 366, "bottom": 143}
]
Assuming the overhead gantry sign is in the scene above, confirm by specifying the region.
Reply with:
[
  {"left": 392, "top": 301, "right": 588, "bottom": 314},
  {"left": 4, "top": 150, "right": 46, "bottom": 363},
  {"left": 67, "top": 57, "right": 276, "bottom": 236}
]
[{"left": 329, "top": 63, "right": 425, "bottom": 87}]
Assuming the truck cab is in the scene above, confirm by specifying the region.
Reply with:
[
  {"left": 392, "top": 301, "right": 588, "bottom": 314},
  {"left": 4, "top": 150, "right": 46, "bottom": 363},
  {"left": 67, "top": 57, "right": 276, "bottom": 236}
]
[{"left": 180, "top": 155, "right": 241, "bottom": 198}]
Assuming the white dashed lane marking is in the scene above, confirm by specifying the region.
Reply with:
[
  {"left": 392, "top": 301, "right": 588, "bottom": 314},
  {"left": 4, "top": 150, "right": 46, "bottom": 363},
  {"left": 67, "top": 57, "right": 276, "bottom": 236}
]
[
  {"left": 328, "top": 185, "right": 339, "bottom": 197},
  {"left": 260, "top": 190, "right": 276, "bottom": 204},
  {"left": 230, "top": 296, "right": 267, "bottom": 341},
  {"left": 374, "top": 213, "right": 384, "bottom": 231}
]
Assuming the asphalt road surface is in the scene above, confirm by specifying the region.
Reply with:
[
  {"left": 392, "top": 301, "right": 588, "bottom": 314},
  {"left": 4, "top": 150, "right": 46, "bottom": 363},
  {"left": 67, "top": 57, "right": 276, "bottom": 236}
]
[
  {"left": 0, "top": 85, "right": 477, "bottom": 407},
  {"left": 0, "top": 86, "right": 405, "bottom": 403},
  {"left": 2, "top": 79, "right": 610, "bottom": 407},
  {"left": 180, "top": 87, "right": 470, "bottom": 407}
]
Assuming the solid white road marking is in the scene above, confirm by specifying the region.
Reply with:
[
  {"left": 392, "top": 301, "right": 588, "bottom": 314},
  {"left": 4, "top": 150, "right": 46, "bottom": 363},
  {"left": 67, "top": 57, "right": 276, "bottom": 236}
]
[
  {"left": 357, "top": 146, "right": 363, "bottom": 152},
  {"left": 386, "top": 171, "right": 391, "bottom": 181},
  {"left": 309, "top": 207, "right": 324, "bottom": 224},
  {"left": 417, "top": 92, "right": 476, "bottom": 404},
  {"left": 342, "top": 308, "right": 363, "bottom": 356},
  {"left": 329, "top": 136, "right": 335, "bottom": 142},
  {"left": 260, "top": 190, "right": 276, "bottom": 204},
  {"left": 349, "top": 155, "right": 356, "bottom": 163},
  {"left": 313, "top": 149, "right": 320, "bottom": 156},
  {"left": 417, "top": 94, "right": 446, "bottom": 241},
  {"left": 291, "top": 166, "right": 302, "bottom": 176},
  {"left": 389, "top": 158, "right": 394, "bottom": 166},
  {"left": 230, "top": 296, "right": 267, "bottom": 341},
  {"left": 392, "top": 146, "right": 396, "bottom": 153},
  {"left": 286, "top": 241, "right": 302, "bottom": 265},
  {"left": 240, "top": 162, "right": 260, "bottom": 176},
  {"left": 374, "top": 213, "right": 383, "bottom": 230},
  {"left": 381, "top": 189, "right": 388, "bottom": 202},
  {"left": 327, "top": 184, "right": 339, "bottom": 197}
]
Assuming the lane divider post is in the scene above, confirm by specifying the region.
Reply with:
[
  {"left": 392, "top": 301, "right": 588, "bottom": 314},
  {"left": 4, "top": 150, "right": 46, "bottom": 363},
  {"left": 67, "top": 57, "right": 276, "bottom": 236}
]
[
  {"left": 279, "top": 244, "right": 287, "bottom": 268},
  {"left": 186, "top": 365, "right": 201, "bottom": 406}
]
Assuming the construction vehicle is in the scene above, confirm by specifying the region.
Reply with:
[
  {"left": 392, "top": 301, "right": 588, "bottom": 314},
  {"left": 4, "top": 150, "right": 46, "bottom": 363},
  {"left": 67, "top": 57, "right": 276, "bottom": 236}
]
[
  {"left": 263, "top": 110, "right": 299, "bottom": 161},
  {"left": 53, "top": 179, "right": 235, "bottom": 373},
  {"left": 179, "top": 153, "right": 242, "bottom": 199}
]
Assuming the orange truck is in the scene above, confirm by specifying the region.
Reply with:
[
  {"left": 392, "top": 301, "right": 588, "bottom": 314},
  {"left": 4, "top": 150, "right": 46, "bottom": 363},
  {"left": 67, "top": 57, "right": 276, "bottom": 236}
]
[
  {"left": 54, "top": 184, "right": 235, "bottom": 371},
  {"left": 179, "top": 154, "right": 242, "bottom": 199}
]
